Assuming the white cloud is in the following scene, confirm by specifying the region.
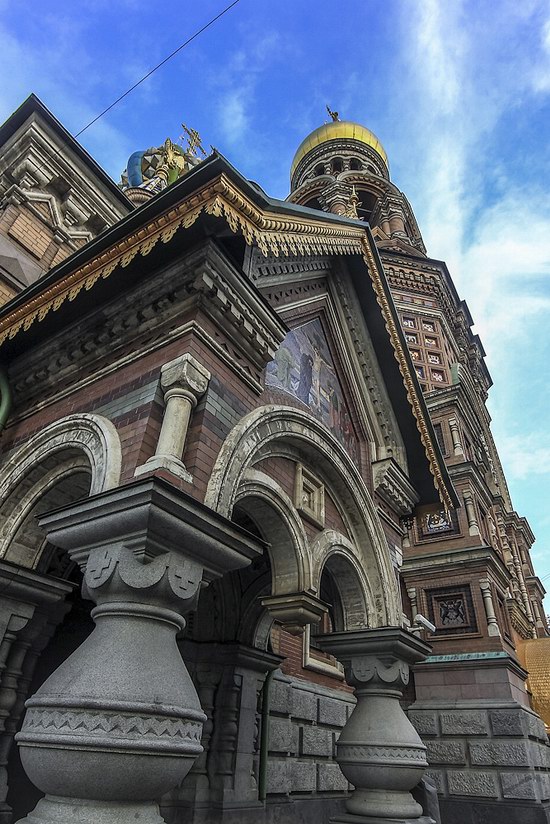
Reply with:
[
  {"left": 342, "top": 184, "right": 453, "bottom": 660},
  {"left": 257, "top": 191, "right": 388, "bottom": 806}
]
[
  {"left": 214, "top": 31, "right": 285, "bottom": 147},
  {"left": 497, "top": 432, "right": 550, "bottom": 481},
  {"left": 219, "top": 89, "right": 249, "bottom": 145},
  {"left": 532, "top": 14, "right": 550, "bottom": 92},
  {"left": 398, "top": 0, "right": 550, "bottom": 584},
  {"left": 401, "top": 1, "right": 550, "bottom": 354}
]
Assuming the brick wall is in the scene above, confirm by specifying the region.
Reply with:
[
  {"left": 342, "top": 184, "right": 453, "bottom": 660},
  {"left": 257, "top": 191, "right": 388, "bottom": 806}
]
[
  {"left": 0, "top": 278, "right": 17, "bottom": 307},
  {"left": 7, "top": 208, "right": 53, "bottom": 260}
]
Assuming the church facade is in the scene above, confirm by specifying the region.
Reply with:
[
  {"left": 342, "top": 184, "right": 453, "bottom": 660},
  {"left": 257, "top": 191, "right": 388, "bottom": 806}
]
[{"left": 0, "top": 94, "right": 548, "bottom": 824}]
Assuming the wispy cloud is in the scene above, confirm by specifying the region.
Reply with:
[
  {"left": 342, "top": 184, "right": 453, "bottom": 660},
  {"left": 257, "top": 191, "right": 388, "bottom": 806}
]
[
  {"left": 532, "top": 13, "right": 550, "bottom": 92},
  {"left": 497, "top": 432, "right": 550, "bottom": 481},
  {"left": 398, "top": 0, "right": 550, "bottom": 589},
  {"left": 213, "top": 31, "right": 287, "bottom": 148},
  {"left": 0, "top": 14, "right": 133, "bottom": 180},
  {"left": 402, "top": 0, "right": 550, "bottom": 361}
]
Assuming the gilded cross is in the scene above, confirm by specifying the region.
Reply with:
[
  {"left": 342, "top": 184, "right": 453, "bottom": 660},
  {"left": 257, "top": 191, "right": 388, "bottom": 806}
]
[{"left": 180, "top": 124, "right": 207, "bottom": 157}]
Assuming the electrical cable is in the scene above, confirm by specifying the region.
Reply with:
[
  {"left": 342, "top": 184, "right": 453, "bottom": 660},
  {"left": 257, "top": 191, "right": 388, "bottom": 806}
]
[{"left": 74, "top": 0, "right": 241, "bottom": 138}]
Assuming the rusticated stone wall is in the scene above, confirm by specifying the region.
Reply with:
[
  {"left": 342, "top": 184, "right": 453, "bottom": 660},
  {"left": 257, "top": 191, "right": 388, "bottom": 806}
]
[
  {"left": 409, "top": 702, "right": 550, "bottom": 822},
  {"left": 266, "top": 674, "right": 354, "bottom": 796}
]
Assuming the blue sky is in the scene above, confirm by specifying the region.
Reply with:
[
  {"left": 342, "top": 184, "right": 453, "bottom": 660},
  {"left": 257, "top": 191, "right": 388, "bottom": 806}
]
[{"left": 1, "top": 0, "right": 549, "bottom": 607}]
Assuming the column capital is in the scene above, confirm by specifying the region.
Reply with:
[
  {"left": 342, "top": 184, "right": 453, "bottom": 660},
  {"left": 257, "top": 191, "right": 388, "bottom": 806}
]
[
  {"left": 38, "top": 476, "right": 262, "bottom": 586},
  {"left": 316, "top": 627, "right": 430, "bottom": 690},
  {"left": 160, "top": 353, "right": 210, "bottom": 400}
]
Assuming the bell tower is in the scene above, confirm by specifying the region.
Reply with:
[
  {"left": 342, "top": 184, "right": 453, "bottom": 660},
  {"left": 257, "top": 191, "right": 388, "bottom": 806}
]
[{"left": 288, "top": 108, "right": 426, "bottom": 255}]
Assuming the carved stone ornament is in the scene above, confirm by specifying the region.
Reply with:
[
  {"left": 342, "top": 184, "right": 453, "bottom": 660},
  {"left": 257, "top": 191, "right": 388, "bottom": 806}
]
[
  {"left": 14, "top": 477, "right": 262, "bottom": 824},
  {"left": 316, "top": 627, "right": 431, "bottom": 824}
]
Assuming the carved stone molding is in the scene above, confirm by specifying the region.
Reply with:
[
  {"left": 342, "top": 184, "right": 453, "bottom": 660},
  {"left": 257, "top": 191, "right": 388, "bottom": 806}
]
[
  {"left": 205, "top": 404, "right": 401, "bottom": 627},
  {"left": 0, "top": 413, "right": 122, "bottom": 504},
  {"left": 260, "top": 592, "right": 328, "bottom": 635},
  {"left": 372, "top": 458, "right": 419, "bottom": 518}
]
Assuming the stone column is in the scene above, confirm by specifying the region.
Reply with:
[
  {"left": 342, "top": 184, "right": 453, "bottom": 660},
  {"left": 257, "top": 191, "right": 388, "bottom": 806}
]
[
  {"left": 510, "top": 537, "right": 535, "bottom": 627},
  {"left": 14, "top": 477, "right": 262, "bottom": 824},
  {"left": 135, "top": 353, "right": 210, "bottom": 483},
  {"left": 448, "top": 419, "right": 464, "bottom": 456},
  {"left": 463, "top": 490, "right": 480, "bottom": 536},
  {"left": 317, "top": 627, "right": 432, "bottom": 824},
  {"left": 479, "top": 579, "right": 501, "bottom": 637},
  {"left": 407, "top": 588, "right": 418, "bottom": 621}
]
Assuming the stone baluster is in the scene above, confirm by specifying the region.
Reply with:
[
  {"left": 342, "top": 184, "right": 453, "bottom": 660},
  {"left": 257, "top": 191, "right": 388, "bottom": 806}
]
[
  {"left": 479, "top": 579, "right": 501, "bottom": 637},
  {"left": 14, "top": 476, "right": 262, "bottom": 824},
  {"left": 448, "top": 418, "right": 464, "bottom": 456},
  {"left": 164, "top": 643, "right": 280, "bottom": 819},
  {"left": 463, "top": 490, "right": 480, "bottom": 536},
  {"left": 531, "top": 598, "right": 545, "bottom": 632},
  {"left": 317, "top": 627, "right": 431, "bottom": 824},
  {"left": 135, "top": 354, "right": 210, "bottom": 483}
]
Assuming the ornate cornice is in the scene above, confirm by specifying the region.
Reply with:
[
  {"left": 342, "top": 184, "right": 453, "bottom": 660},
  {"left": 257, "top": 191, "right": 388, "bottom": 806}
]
[
  {"left": 0, "top": 174, "right": 366, "bottom": 347},
  {"left": 360, "top": 238, "right": 454, "bottom": 511},
  {"left": 0, "top": 172, "right": 453, "bottom": 509},
  {"left": 372, "top": 458, "right": 420, "bottom": 517}
]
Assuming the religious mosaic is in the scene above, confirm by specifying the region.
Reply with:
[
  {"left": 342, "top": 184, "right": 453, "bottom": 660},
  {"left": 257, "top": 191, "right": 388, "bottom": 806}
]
[{"left": 266, "top": 318, "right": 358, "bottom": 461}]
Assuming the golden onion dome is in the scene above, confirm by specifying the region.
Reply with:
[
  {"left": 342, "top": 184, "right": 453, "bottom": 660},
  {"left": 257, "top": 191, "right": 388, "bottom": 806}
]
[{"left": 290, "top": 120, "right": 388, "bottom": 179}]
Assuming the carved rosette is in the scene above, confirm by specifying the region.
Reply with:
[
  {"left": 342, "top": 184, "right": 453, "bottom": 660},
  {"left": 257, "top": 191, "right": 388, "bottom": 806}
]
[
  {"left": 14, "top": 478, "right": 262, "bottom": 824},
  {"left": 317, "top": 628, "right": 431, "bottom": 824}
]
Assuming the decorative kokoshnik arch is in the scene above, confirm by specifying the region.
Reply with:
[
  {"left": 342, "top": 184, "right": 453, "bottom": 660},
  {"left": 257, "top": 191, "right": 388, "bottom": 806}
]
[{"left": 205, "top": 405, "right": 401, "bottom": 627}]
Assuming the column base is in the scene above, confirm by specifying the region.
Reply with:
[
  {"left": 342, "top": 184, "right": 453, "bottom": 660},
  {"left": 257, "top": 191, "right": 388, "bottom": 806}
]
[
  {"left": 332, "top": 815, "right": 435, "bottom": 824},
  {"left": 15, "top": 796, "right": 166, "bottom": 824}
]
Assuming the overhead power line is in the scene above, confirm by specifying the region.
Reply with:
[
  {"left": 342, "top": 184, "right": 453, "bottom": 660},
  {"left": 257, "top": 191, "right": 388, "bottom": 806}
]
[{"left": 74, "top": 0, "right": 241, "bottom": 138}]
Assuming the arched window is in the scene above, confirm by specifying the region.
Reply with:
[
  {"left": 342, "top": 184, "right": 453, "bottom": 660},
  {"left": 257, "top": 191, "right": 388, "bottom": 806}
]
[
  {"left": 332, "top": 157, "right": 343, "bottom": 174},
  {"left": 349, "top": 158, "right": 362, "bottom": 171}
]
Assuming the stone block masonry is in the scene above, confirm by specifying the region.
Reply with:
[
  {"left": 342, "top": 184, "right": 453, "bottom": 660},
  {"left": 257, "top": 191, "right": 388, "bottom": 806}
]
[
  {"left": 266, "top": 674, "right": 354, "bottom": 797},
  {"left": 409, "top": 699, "right": 550, "bottom": 822}
]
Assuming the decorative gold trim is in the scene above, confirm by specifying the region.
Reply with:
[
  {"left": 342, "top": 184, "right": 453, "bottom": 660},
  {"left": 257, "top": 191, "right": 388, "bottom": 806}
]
[
  {"left": 360, "top": 237, "right": 453, "bottom": 511},
  {"left": 0, "top": 175, "right": 365, "bottom": 347},
  {"left": 0, "top": 172, "right": 452, "bottom": 509}
]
